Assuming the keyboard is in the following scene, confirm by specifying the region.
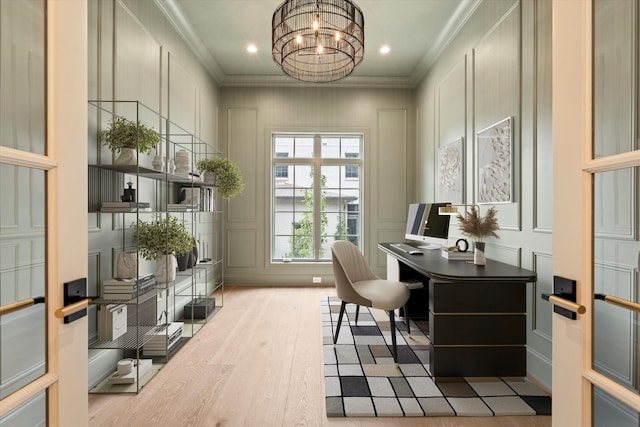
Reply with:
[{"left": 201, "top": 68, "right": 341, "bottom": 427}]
[{"left": 390, "top": 243, "right": 423, "bottom": 255}]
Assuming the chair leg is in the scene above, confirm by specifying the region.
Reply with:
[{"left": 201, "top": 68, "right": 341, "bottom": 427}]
[
  {"left": 404, "top": 303, "right": 410, "bottom": 335},
  {"left": 355, "top": 305, "right": 360, "bottom": 325},
  {"left": 333, "top": 301, "right": 347, "bottom": 344},
  {"left": 388, "top": 310, "right": 398, "bottom": 363}
]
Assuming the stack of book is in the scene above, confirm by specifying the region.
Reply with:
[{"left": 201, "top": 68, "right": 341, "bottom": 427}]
[
  {"left": 143, "top": 322, "right": 183, "bottom": 356},
  {"left": 441, "top": 248, "right": 474, "bottom": 261},
  {"left": 106, "top": 359, "right": 152, "bottom": 384},
  {"left": 97, "top": 304, "right": 127, "bottom": 341},
  {"left": 102, "top": 274, "right": 156, "bottom": 300},
  {"left": 167, "top": 203, "right": 197, "bottom": 212},
  {"left": 101, "top": 201, "right": 152, "bottom": 212}
]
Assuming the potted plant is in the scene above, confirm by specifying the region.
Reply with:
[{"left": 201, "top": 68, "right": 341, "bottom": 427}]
[
  {"left": 196, "top": 156, "right": 245, "bottom": 200},
  {"left": 456, "top": 205, "right": 500, "bottom": 266},
  {"left": 102, "top": 116, "right": 161, "bottom": 165},
  {"left": 132, "top": 215, "right": 193, "bottom": 282}
]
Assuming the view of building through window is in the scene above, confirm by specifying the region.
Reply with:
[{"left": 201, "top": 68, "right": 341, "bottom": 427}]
[{"left": 272, "top": 134, "right": 362, "bottom": 262}]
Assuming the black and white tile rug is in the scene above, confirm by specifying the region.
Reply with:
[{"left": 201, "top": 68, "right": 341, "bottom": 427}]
[{"left": 322, "top": 296, "right": 552, "bottom": 417}]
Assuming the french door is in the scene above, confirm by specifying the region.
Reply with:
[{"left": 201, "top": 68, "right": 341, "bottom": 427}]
[
  {"left": 553, "top": 0, "right": 640, "bottom": 425},
  {"left": 0, "top": 1, "right": 88, "bottom": 425}
]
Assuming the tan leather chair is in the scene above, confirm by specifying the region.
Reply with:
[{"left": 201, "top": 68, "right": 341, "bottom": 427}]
[{"left": 330, "top": 241, "right": 411, "bottom": 363}]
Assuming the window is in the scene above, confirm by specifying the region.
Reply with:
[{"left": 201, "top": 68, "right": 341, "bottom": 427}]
[
  {"left": 345, "top": 152, "right": 359, "bottom": 178},
  {"left": 272, "top": 134, "right": 362, "bottom": 262},
  {"left": 275, "top": 152, "right": 289, "bottom": 178}
]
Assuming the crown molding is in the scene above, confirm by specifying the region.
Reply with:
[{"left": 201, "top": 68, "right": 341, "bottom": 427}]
[
  {"left": 154, "top": 0, "right": 226, "bottom": 85},
  {"left": 410, "top": 0, "right": 482, "bottom": 84},
  {"left": 220, "top": 74, "right": 415, "bottom": 89}
]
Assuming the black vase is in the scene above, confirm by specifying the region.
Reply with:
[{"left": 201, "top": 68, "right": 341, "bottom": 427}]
[
  {"left": 192, "top": 245, "right": 198, "bottom": 265},
  {"left": 177, "top": 250, "right": 191, "bottom": 271}
]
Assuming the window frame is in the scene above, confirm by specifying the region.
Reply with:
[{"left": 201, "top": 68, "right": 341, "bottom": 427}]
[{"left": 271, "top": 133, "right": 363, "bottom": 263}]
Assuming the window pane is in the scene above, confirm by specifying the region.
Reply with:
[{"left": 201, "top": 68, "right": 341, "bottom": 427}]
[
  {"left": 593, "top": 0, "right": 636, "bottom": 157},
  {"left": 593, "top": 167, "right": 640, "bottom": 396},
  {"left": 0, "top": 164, "right": 47, "bottom": 399},
  {"left": 321, "top": 137, "right": 340, "bottom": 158},
  {"left": 342, "top": 139, "right": 361, "bottom": 158},
  {"left": 0, "top": 0, "right": 46, "bottom": 155}
]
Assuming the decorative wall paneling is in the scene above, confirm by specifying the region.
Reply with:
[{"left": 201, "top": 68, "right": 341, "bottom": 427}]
[
  {"left": 414, "top": 0, "right": 552, "bottom": 389},
  {"left": 168, "top": 52, "right": 196, "bottom": 134},
  {"left": 532, "top": 0, "right": 553, "bottom": 232},
  {"left": 220, "top": 87, "right": 414, "bottom": 284},
  {"left": 593, "top": 262, "right": 637, "bottom": 387},
  {"left": 473, "top": 2, "right": 520, "bottom": 230}
]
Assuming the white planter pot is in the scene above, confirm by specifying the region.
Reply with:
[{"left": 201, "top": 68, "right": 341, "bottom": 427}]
[
  {"left": 155, "top": 254, "right": 177, "bottom": 283},
  {"left": 114, "top": 148, "right": 138, "bottom": 165},
  {"left": 203, "top": 171, "right": 217, "bottom": 186},
  {"left": 116, "top": 252, "right": 137, "bottom": 279}
]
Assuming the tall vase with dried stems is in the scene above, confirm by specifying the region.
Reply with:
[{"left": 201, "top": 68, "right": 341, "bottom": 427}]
[{"left": 456, "top": 206, "right": 500, "bottom": 266}]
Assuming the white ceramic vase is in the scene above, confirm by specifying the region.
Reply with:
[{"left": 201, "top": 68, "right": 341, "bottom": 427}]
[
  {"left": 116, "top": 252, "right": 137, "bottom": 279},
  {"left": 204, "top": 172, "right": 216, "bottom": 185},
  {"left": 155, "top": 254, "right": 177, "bottom": 283},
  {"left": 114, "top": 148, "right": 138, "bottom": 165},
  {"left": 474, "top": 242, "right": 486, "bottom": 266}
]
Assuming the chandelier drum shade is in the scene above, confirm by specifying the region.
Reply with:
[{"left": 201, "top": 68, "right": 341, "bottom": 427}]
[{"left": 272, "top": 0, "right": 365, "bottom": 83}]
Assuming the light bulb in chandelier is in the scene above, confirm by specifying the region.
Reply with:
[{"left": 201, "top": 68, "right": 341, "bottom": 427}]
[
  {"left": 312, "top": 17, "right": 319, "bottom": 32},
  {"left": 316, "top": 44, "right": 324, "bottom": 54},
  {"left": 335, "top": 31, "right": 341, "bottom": 42},
  {"left": 296, "top": 34, "right": 303, "bottom": 44}
]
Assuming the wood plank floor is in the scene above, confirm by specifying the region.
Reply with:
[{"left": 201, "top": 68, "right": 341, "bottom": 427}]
[{"left": 88, "top": 286, "right": 552, "bottom": 427}]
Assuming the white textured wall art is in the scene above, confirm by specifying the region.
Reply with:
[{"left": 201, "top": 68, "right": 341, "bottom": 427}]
[
  {"left": 476, "top": 117, "right": 512, "bottom": 203},
  {"left": 438, "top": 137, "right": 464, "bottom": 203}
]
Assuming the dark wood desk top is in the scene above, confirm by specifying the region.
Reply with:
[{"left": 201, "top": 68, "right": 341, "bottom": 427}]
[{"left": 378, "top": 242, "right": 537, "bottom": 283}]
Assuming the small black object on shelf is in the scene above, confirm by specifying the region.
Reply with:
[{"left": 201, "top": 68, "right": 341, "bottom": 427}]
[
  {"left": 184, "top": 297, "right": 216, "bottom": 319},
  {"left": 121, "top": 181, "right": 136, "bottom": 202}
]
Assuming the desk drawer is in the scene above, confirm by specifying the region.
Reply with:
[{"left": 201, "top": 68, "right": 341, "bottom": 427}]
[
  {"left": 429, "top": 314, "right": 525, "bottom": 345},
  {"left": 429, "top": 281, "right": 526, "bottom": 313},
  {"left": 429, "top": 344, "right": 526, "bottom": 377}
]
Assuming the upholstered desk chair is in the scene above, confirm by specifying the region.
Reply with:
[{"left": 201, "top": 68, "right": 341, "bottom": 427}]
[{"left": 330, "top": 241, "right": 411, "bottom": 363}]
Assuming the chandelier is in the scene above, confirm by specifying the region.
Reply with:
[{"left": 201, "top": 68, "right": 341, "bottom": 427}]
[{"left": 272, "top": 0, "right": 365, "bottom": 83}]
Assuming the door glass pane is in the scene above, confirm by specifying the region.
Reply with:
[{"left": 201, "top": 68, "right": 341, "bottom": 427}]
[
  {"left": 593, "top": 167, "right": 640, "bottom": 395},
  {"left": 0, "top": 0, "right": 46, "bottom": 155},
  {"left": 593, "top": 0, "right": 636, "bottom": 158},
  {"left": 594, "top": 385, "right": 639, "bottom": 426},
  {"left": 0, "top": 164, "right": 47, "bottom": 398},
  {"left": 0, "top": 390, "right": 46, "bottom": 426}
]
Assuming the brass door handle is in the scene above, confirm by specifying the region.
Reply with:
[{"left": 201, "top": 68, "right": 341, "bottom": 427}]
[
  {"left": 55, "top": 298, "right": 91, "bottom": 319},
  {"left": 0, "top": 297, "right": 45, "bottom": 316}
]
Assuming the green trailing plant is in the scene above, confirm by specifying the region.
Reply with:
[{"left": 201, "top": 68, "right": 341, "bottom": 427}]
[
  {"left": 102, "top": 116, "right": 160, "bottom": 154},
  {"left": 457, "top": 206, "right": 500, "bottom": 242},
  {"left": 196, "top": 156, "right": 245, "bottom": 200},
  {"left": 133, "top": 215, "right": 193, "bottom": 261}
]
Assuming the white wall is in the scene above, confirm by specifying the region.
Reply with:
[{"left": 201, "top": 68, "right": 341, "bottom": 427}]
[
  {"left": 414, "top": 0, "right": 554, "bottom": 389},
  {"left": 220, "top": 86, "right": 415, "bottom": 285}
]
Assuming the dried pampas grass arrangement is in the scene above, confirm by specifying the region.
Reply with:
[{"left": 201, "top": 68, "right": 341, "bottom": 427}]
[{"left": 457, "top": 206, "right": 500, "bottom": 242}]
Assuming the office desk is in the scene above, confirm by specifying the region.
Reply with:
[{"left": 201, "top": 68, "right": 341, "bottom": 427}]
[{"left": 378, "top": 242, "right": 537, "bottom": 377}]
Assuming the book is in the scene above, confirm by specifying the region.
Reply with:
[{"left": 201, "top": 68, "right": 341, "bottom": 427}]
[
  {"left": 101, "top": 201, "right": 150, "bottom": 208},
  {"left": 97, "top": 304, "right": 127, "bottom": 341},
  {"left": 106, "top": 359, "right": 152, "bottom": 384},
  {"left": 101, "top": 207, "right": 152, "bottom": 213},
  {"left": 441, "top": 249, "right": 474, "bottom": 261},
  {"left": 143, "top": 322, "right": 183, "bottom": 356},
  {"left": 102, "top": 275, "right": 157, "bottom": 300}
]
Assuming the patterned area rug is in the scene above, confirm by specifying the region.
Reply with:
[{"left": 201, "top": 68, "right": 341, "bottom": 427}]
[{"left": 322, "top": 296, "right": 552, "bottom": 417}]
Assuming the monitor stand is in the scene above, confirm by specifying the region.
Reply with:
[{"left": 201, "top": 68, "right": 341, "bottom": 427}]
[{"left": 418, "top": 243, "right": 441, "bottom": 250}]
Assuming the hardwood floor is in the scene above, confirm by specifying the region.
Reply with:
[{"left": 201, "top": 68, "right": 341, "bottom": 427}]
[{"left": 88, "top": 286, "right": 552, "bottom": 427}]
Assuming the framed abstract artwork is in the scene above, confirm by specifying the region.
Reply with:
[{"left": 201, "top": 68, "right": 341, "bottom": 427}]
[
  {"left": 476, "top": 117, "right": 513, "bottom": 204},
  {"left": 438, "top": 137, "right": 464, "bottom": 204}
]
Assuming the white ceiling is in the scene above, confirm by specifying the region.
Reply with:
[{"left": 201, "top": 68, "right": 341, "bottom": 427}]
[{"left": 156, "top": 0, "right": 480, "bottom": 87}]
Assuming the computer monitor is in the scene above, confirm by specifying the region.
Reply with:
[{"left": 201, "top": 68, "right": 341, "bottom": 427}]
[{"left": 404, "top": 202, "right": 451, "bottom": 249}]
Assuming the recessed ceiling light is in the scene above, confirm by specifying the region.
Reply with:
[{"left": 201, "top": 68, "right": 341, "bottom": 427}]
[
  {"left": 380, "top": 46, "right": 390, "bottom": 54},
  {"left": 247, "top": 44, "right": 258, "bottom": 53}
]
